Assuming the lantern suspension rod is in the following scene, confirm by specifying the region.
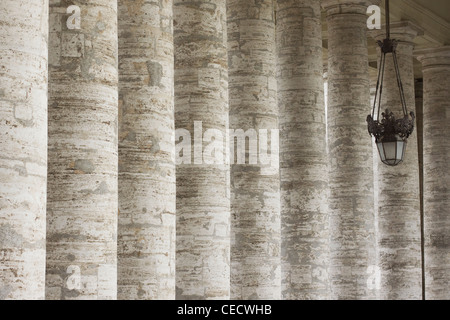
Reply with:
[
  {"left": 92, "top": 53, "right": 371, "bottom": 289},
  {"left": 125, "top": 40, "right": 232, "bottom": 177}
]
[
  {"left": 378, "top": 53, "right": 387, "bottom": 120},
  {"left": 385, "top": 0, "right": 390, "bottom": 39},
  {"left": 392, "top": 51, "right": 408, "bottom": 116},
  {"left": 372, "top": 53, "right": 382, "bottom": 118},
  {"left": 372, "top": 51, "right": 387, "bottom": 120}
]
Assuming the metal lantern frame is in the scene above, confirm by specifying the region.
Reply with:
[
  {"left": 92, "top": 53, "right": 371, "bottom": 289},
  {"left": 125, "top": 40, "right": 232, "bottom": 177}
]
[{"left": 367, "top": 0, "right": 415, "bottom": 166}]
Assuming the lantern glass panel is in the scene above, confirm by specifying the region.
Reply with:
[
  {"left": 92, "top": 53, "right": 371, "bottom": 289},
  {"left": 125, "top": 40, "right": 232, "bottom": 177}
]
[
  {"left": 384, "top": 141, "right": 397, "bottom": 161},
  {"left": 376, "top": 138, "right": 406, "bottom": 166}
]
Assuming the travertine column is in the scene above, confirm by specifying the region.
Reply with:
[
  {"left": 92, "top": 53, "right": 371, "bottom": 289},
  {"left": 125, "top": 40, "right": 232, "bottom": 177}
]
[
  {"left": 417, "top": 46, "right": 450, "bottom": 300},
  {"left": 277, "top": 0, "right": 328, "bottom": 300},
  {"left": 117, "top": 0, "right": 175, "bottom": 300},
  {"left": 369, "top": 66, "right": 381, "bottom": 300},
  {"left": 174, "top": 0, "right": 230, "bottom": 300},
  {"left": 322, "top": 0, "right": 378, "bottom": 300},
  {"left": 227, "top": 0, "right": 280, "bottom": 300},
  {"left": 0, "top": 0, "right": 48, "bottom": 300},
  {"left": 371, "top": 22, "right": 423, "bottom": 300},
  {"left": 46, "top": 1, "right": 119, "bottom": 299}
]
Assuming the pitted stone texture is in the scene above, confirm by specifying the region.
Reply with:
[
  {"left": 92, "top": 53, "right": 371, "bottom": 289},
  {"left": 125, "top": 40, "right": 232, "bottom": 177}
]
[
  {"left": 117, "top": 0, "right": 175, "bottom": 300},
  {"left": 227, "top": 0, "right": 280, "bottom": 300},
  {"left": 174, "top": 0, "right": 230, "bottom": 300},
  {"left": 322, "top": 0, "right": 379, "bottom": 300},
  {"left": 417, "top": 46, "right": 450, "bottom": 300},
  {"left": 371, "top": 22, "right": 423, "bottom": 300},
  {"left": 369, "top": 68, "right": 381, "bottom": 300},
  {"left": 277, "top": 0, "right": 329, "bottom": 300},
  {"left": 46, "top": 0, "right": 118, "bottom": 300},
  {"left": 0, "top": 0, "right": 48, "bottom": 300}
]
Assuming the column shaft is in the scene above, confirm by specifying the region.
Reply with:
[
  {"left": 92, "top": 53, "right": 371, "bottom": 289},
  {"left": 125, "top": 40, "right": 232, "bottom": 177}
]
[
  {"left": 174, "top": 0, "right": 230, "bottom": 300},
  {"left": 0, "top": 0, "right": 48, "bottom": 300},
  {"left": 417, "top": 47, "right": 450, "bottom": 300},
  {"left": 46, "top": 1, "right": 119, "bottom": 299},
  {"left": 277, "top": 0, "right": 329, "bottom": 300},
  {"left": 322, "top": 0, "right": 378, "bottom": 299},
  {"left": 372, "top": 22, "right": 422, "bottom": 300},
  {"left": 369, "top": 67, "right": 381, "bottom": 300},
  {"left": 227, "top": 0, "right": 280, "bottom": 300},
  {"left": 117, "top": 0, "right": 175, "bottom": 300}
]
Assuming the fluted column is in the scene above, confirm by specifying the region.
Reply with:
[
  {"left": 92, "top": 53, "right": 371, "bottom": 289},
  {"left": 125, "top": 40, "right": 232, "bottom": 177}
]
[
  {"left": 0, "top": 0, "right": 48, "bottom": 300},
  {"left": 227, "top": 0, "right": 280, "bottom": 300},
  {"left": 416, "top": 46, "right": 450, "bottom": 300},
  {"left": 277, "top": 0, "right": 328, "bottom": 300},
  {"left": 174, "top": 0, "right": 230, "bottom": 300},
  {"left": 322, "top": 0, "right": 378, "bottom": 299},
  {"left": 46, "top": 1, "right": 119, "bottom": 299},
  {"left": 117, "top": 0, "right": 175, "bottom": 300},
  {"left": 371, "top": 22, "right": 423, "bottom": 300}
]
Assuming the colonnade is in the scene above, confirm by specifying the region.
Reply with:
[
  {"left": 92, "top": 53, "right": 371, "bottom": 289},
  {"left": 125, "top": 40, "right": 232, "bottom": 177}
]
[{"left": 0, "top": 0, "right": 448, "bottom": 300}]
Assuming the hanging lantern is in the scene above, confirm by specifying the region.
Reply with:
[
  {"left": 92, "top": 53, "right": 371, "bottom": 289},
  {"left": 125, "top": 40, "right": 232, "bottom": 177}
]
[
  {"left": 367, "top": 0, "right": 415, "bottom": 166},
  {"left": 369, "top": 110, "right": 413, "bottom": 166}
]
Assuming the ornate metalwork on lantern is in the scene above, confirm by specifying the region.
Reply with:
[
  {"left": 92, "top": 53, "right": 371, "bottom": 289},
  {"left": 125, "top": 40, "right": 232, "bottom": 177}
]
[{"left": 367, "top": 0, "right": 415, "bottom": 166}]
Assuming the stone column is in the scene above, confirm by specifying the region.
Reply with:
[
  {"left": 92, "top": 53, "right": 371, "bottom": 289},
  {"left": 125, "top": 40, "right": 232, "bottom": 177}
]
[
  {"left": 322, "top": 0, "right": 378, "bottom": 300},
  {"left": 174, "top": 0, "right": 230, "bottom": 300},
  {"left": 416, "top": 46, "right": 450, "bottom": 300},
  {"left": 277, "top": 0, "right": 328, "bottom": 300},
  {"left": 371, "top": 22, "right": 423, "bottom": 300},
  {"left": 369, "top": 66, "right": 381, "bottom": 300},
  {"left": 46, "top": 1, "right": 119, "bottom": 299},
  {"left": 227, "top": 0, "right": 280, "bottom": 300},
  {"left": 0, "top": 0, "right": 48, "bottom": 300},
  {"left": 117, "top": 0, "right": 175, "bottom": 300}
]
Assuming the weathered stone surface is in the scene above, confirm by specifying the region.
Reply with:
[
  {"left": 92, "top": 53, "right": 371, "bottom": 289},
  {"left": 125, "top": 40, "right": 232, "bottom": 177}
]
[
  {"left": 416, "top": 46, "right": 450, "bottom": 300},
  {"left": 0, "top": 0, "right": 48, "bottom": 300},
  {"left": 322, "top": 0, "right": 379, "bottom": 300},
  {"left": 227, "top": 0, "right": 280, "bottom": 300},
  {"left": 369, "top": 66, "right": 382, "bottom": 300},
  {"left": 46, "top": 0, "right": 119, "bottom": 300},
  {"left": 277, "top": 0, "right": 329, "bottom": 300},
  {"left": 117, "top": 0, "right": 175, "bottom": 300},
  {"left": 174, "top": 0, "right": 230, "bottom": 300},
  {"left": 371, "top": 22, "right": 423, "bottom": 300}
]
